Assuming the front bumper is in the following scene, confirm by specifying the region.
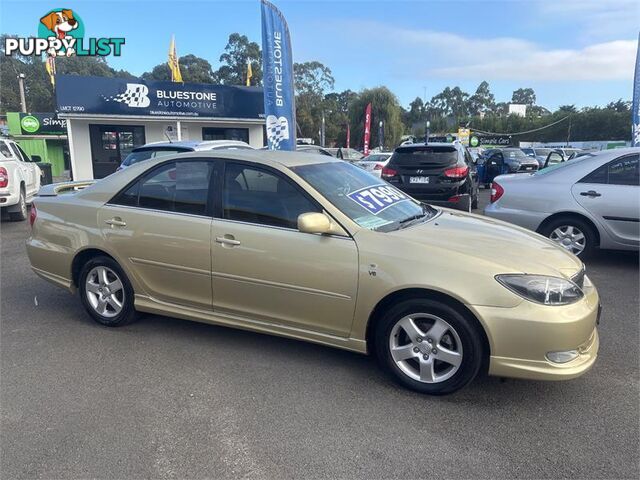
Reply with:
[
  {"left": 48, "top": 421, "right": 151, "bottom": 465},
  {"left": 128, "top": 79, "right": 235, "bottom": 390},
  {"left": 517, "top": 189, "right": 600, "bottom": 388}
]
[{"left": 469, "top": 276, "right": 600, "bottom": 381}]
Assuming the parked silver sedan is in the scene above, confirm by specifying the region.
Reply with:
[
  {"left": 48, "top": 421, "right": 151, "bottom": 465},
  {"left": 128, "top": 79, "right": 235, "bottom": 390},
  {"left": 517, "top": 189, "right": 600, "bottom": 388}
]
[{"left": 485, "top": 148, "right": 639, "bottom": 257}]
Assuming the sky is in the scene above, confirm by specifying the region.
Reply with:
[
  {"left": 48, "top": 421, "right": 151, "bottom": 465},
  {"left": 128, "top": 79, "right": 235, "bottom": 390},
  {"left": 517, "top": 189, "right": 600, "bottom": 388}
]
[{"left": 2, "top": 0, "right": 638, "bottom": 110}]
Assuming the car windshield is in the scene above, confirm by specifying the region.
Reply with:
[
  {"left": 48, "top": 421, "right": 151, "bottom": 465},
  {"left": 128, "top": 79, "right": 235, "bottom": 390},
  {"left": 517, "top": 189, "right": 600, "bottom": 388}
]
[
  {"left": 292, "top": 161, "right": 436, "bottom": 232},
  {"left": 521, "top": 148, "right": 534, "bottom": 156},
  {"left": 534, "top": 157, "right": 588, "bottom": 175},
  {"left": 122, "top": 148, "right": 190, "bottom": 166},
  {"left": 365, "top": 154, "right": 390, "bottom": 162},
  {"left": 502, "top": 149, "right": 530, "bottom": 160},
  {"left": 535, "top": 148, "right": 553, "bottom": 156}
]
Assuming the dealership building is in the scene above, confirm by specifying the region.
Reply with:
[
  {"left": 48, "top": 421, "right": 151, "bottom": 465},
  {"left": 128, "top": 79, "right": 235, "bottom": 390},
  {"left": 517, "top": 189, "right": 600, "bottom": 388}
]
[{"left": 56, "top": 75, "right": 265, "bottom": 179}]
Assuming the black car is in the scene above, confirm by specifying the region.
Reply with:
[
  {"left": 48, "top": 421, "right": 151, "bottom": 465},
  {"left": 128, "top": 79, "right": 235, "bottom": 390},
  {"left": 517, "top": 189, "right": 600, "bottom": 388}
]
[{"left": 381, "top": 142, "right": 478, "bottom": 211}]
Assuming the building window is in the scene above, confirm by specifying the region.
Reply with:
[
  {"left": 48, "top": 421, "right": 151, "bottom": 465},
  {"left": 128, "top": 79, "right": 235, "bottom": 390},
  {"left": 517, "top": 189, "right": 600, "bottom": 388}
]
[{"left": 202, "top": 127, "right": 249, "bottom": 143}]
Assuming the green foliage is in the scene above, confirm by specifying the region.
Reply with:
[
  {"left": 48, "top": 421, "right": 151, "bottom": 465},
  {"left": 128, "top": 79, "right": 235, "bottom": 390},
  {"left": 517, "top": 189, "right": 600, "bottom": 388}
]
[
  {"left": 348, "top": 87, "right": 404, "bottom": 150},
  {"left": 511, "top": 87, "right": 536, "bottom": 105},
  {"left": 213, "top": 33, "right": 262, "bottom": 85}
]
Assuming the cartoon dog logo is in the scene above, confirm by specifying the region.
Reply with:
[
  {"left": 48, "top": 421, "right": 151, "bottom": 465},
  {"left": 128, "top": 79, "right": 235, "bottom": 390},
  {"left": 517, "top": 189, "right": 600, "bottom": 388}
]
[{"left": 40, "top": 9, "right": 78, "bottom": 56}]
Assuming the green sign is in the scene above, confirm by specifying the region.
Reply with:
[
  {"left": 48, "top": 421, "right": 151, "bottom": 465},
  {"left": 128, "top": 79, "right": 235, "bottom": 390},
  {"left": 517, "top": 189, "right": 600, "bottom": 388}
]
[
  {"left": 469, "top": 135, "right": 479, "bottom": 147},
  {"left": 17, "top": 113, "right": 67, "bottom": 135},
  {"left": 20, "top": 115, "right": 40, "bottom": 133}
]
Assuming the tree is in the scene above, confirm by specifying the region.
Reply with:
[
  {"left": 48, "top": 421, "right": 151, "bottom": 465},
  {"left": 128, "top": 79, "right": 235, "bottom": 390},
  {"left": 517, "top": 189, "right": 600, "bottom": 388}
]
[
  {"left": 348, "top": 87, "right": 404, "bottom": 150},
  {"left": 212, "top": 33, "right": 262, "bottom": 85},
  {"left": 606, "top": 99, "right": 631, "bottom": 113},
  {"left": 468, "top": 81, "right": 495, "bottom": 116},
  {"left": 293, "top": 61, "right": 336, "bottom": 143},
  {"left": 511, "top": 87, "right": 536, "bottom": 105},
  {"left": 323, "top": 89, "right": 357, "bottom": 146},
  {"left": 557, "top": 105, "right": 577, "bottom": 113},
  {"left": 428, "top": 86, "right": 469, "bottom": 119},
  {"left": 294, "top": 61, "right": 334, "bottom": 97},
  {"left": 142, "top": 54, "right": 215, "bottom": 83}
]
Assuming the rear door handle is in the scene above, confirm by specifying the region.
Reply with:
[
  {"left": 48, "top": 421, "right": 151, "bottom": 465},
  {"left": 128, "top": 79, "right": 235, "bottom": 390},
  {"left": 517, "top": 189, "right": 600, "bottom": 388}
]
[
  {"left": 580, "top": 190, "right": 601, "bottom": 198},
  {"left": 215, "top": 236, "right": 241, "bottom": 246},
  {"left": 104, "top": 218, "right": 127, "bottom": 227}
]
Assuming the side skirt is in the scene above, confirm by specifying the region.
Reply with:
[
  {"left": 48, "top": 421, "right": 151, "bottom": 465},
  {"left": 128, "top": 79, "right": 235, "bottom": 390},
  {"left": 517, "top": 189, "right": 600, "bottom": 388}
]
[{"left": 134, "top": 294, "right": 368, "bottom": 354}]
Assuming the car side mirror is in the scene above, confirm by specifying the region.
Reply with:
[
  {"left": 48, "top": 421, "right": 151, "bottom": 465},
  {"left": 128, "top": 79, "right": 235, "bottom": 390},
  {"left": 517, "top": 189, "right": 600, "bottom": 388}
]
[
  {"left": 31, "top": 155, "right": 42, "bottom": 162},
  {"left": 298, "top": 212, "right": 348, "bottom": 236},
  {"left": 298, "top": 212, "right": 333, "bottom": 234}
]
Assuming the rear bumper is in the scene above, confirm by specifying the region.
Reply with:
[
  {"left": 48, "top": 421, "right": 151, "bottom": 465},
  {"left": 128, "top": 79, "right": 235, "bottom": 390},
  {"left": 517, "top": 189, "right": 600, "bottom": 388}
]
[
  {"left": 484, "top": 202, "right": 547, "bottom": 232},
  {"left": 0, "top": 189, "right": 20, "bottom": 207}
]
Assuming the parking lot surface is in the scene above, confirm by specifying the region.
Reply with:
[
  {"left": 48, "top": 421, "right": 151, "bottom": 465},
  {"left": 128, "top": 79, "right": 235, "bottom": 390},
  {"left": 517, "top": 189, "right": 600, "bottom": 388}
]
[{"left": 2, "top": 191, "right": 639, "bottom": 479}]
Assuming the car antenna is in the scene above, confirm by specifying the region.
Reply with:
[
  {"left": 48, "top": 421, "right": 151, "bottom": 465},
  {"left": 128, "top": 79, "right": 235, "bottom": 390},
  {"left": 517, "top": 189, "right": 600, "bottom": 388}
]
[{"left": 164, "top": 132, "right": 173, "bottom": 143}]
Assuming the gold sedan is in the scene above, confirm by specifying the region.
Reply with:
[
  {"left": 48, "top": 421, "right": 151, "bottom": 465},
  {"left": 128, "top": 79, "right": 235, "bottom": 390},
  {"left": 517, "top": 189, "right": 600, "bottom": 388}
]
[{"left": 27, "top": 151, "right": 600, "bottom": 394}]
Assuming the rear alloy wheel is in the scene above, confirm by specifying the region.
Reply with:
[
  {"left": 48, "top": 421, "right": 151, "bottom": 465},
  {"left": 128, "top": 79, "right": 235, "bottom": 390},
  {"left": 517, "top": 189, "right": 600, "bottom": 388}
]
[
  {"left": 79, "top": 256, "right": 138, "bottom": 326},
  {"left": 541, "top": 217, "right": 596, "bottom": 258},
  {"left": 9, "top": 188, "right": 27, "bottom": 221},
  {"left": 375, "top": 299, "right": 484, "bottom": 395}
]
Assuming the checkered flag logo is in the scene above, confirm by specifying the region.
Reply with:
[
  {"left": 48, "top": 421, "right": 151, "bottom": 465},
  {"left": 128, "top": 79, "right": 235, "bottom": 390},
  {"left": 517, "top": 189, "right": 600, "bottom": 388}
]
[
  {"left": 103, "top": 83, "right": 150, "bottom": 108},
  {"left": 266, "top": 115, "right": 290, "bottom": 149}
]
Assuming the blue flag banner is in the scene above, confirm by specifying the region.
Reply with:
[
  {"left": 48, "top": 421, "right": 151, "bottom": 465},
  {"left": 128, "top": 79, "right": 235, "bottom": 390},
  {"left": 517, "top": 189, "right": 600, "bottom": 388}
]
[
  {"left": 261, "top": 0, "right": 296, "bottom": 150},
  {"left": 632, "top": 33, "right": 640, "bottom": 147}
]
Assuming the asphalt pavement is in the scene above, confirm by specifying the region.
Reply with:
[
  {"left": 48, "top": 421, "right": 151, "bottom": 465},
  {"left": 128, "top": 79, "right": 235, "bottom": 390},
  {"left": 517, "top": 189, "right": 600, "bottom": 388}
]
[{"left": 1, "top": 190, "right": 639, "bottom": 479}]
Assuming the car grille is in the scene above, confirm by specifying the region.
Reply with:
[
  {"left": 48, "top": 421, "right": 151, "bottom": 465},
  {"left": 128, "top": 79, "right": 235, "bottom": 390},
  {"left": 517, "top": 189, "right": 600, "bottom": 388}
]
[{"left": 571, "top": 267, "right": 585, "bottom": 290}]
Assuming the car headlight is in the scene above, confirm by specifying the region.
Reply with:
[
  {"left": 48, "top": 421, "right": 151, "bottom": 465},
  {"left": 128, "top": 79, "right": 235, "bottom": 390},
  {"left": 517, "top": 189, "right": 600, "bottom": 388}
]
[{"left": 496, "top": 274, "right": 583, "bottom": 305}]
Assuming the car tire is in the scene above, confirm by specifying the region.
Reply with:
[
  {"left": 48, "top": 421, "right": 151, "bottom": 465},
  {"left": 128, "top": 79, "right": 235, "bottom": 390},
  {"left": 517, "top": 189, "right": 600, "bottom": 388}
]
[
  {"left": 540, "top": 216, "right": 597, "bottom": 259},
  {"left": 9, "top": 188, "right": 27, "bottom": 222},
  {"left": 374, "top": 298, "right": 484, "bottom": 395},
  {"left": 455, "top": 195, "right": 472, "bottom": 212},
  {"left": 79, "top": 256, "right": 138, "bottom": 327}
]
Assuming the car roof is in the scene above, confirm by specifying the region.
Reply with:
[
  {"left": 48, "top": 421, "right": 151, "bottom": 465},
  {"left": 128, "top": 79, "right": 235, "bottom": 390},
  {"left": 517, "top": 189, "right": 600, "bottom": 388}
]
[
  {"left": 133, "top": 140, "right": 251, "bottom": 151},
  {"left": 168, "top": 149, "right": 341, "bottom": 168}
]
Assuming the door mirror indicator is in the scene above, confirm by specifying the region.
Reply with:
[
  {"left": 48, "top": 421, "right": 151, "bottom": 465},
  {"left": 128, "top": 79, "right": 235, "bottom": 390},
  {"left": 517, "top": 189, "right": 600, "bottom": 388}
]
[{"left": 297, "top": 212, "right": 333, "bottom": 235}]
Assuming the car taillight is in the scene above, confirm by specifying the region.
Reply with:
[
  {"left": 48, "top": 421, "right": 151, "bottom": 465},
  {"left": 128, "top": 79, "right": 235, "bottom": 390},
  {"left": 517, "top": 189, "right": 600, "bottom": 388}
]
[
  {"left": 373, "top": 163, "right": 384, "bottom": 171},
  {"left": 0, "top": 167, "right": 8, "bottom": 188},
  {"left": 444, "top": 166, "right": 469, "bottom": 178},
  {"left": 490, "top": 182, "right": 504, "bottom": 203},
  {"left": 381, "top": 167, "right": 397, "bottom": 178},
  {"left": 29, "top": 203, "right": 37, "bottom": 227}
]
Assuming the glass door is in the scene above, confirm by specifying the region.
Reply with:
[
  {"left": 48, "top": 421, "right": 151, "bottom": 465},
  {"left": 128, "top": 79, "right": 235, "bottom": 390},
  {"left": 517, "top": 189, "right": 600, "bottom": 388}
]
[{"left": 89, "top": 124, "right": 146, "bottom": 178}]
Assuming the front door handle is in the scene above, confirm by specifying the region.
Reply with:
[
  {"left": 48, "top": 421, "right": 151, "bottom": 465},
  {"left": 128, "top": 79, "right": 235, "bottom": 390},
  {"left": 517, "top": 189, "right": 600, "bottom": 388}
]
[
  {"left": 580, "top": 190, "right": 601, "bottom": 198},
  {"left": 215, "top": 236, "right": 241, "bottom": 246},
  {"left": 105, "top": 217, "right": 127, "bottom": 227}
]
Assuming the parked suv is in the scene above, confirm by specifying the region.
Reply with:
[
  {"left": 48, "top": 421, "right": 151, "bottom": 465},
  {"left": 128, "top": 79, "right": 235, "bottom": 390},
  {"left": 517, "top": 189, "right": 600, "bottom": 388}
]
[
  {"left": 118, "top": 140, "right": 253, "bottom": 171},
  {"left": 0, "top": 138, "right": 41, "bottom": 221},
  {"left": 381, "top": 142, "right": 478, "bottom": 211}
]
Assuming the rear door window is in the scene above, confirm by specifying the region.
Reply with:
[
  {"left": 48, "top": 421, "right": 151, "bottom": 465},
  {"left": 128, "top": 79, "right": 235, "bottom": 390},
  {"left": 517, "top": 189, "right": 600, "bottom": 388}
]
[
  {"left": 607, "top": 154, "right": 639, "bottom": 186},
  {"left": 112, "top": 160, "right": 213, "bottom": 216}
]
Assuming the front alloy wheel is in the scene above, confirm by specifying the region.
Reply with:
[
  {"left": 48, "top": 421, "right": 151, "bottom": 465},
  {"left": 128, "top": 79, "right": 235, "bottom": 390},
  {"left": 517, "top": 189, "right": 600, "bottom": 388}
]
[
  {"left": 389, "top": 314, "right": 463, "bottom": 383},
  {"left": 375, "top": 298, "right": 484, "bottom": 395}
]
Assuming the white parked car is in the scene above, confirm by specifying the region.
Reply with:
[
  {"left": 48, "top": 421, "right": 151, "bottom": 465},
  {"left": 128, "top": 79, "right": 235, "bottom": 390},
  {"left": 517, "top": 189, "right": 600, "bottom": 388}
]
[
  {"left": 485, "top": 148, "right": 639, "bottom": 257},
  {"left": 354, "top": 152, "right": 392, "bottom": 177},
  {"left": 0, "top": 139, "right": 41, "bottom": 221}
]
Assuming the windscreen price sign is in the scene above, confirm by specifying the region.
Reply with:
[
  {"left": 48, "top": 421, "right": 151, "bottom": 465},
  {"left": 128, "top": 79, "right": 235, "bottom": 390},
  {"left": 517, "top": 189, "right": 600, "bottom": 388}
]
[{"left": 348, "top": 185, "right": 409, "bottom": 214}]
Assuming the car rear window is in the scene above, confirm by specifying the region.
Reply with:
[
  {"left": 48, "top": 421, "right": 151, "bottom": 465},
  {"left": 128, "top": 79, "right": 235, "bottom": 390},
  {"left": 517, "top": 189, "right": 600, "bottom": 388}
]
[
  {"left": 122, "top": 147, "right": 191, "bottom": 167},
  {"left": 390, "top": 146, "right": 458, "bottom": 167}
]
